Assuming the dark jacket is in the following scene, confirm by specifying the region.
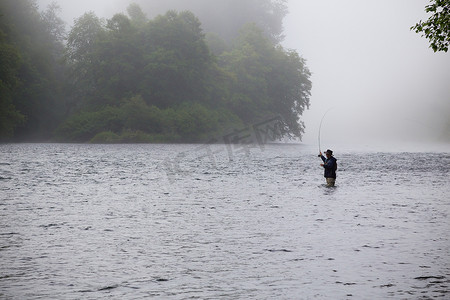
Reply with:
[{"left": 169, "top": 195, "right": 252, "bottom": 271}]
[{"left": 320, "top": 155, "right": 337, "bottom": 178}]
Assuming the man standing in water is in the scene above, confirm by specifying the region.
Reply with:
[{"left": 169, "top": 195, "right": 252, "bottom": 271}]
[{"left": 319, "top": 149, "right": 337, "bottom": 187}]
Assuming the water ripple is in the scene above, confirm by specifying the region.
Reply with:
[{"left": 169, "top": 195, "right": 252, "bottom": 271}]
[{"left": 0, "top": 143, "right": 449, "bottom": 299}]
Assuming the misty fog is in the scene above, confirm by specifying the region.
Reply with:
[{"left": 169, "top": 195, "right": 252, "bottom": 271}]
[
  {"left": 37, "top": 0, "right": 450, "bottom": 147},
  {"left": 284, "top": 0, "right": 450, "bottom": 148},
  {"left": 3, "top": 1, "right": 450, "bottom": 298}
]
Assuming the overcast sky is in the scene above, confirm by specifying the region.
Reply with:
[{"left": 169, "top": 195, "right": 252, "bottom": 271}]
[
  {"left": 37, "top": 0, "right": 450, "bottom": 147},
  {"left": 283, "top": 0, "right": 450, "bottom": 147}
]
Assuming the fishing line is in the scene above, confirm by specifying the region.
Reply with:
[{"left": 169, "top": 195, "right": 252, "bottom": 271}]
[{"left": 318, "top": 107, "right": 335, "bottom": 153}]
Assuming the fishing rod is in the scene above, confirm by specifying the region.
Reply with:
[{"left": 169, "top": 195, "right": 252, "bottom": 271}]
[{"left": 318, "top": 107, "right": 335, "bottom": 154}]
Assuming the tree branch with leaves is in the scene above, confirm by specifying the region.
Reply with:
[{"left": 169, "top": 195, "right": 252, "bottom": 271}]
[{"left": 411, "top": 0, "right": 450, "bottom": 52}]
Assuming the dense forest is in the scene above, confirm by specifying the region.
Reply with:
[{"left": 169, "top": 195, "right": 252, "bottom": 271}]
[{"left": 0, "top": 0, "right": 311, "bottom": 143}]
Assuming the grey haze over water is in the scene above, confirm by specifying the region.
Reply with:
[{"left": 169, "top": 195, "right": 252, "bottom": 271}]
[{"left": 4, "top": 1, "right": 449, "bottom": 298}]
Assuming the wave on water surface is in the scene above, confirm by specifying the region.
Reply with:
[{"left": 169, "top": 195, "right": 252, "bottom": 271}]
[{"left": 0, "top": 143, "right": 449, "bottom": 299}]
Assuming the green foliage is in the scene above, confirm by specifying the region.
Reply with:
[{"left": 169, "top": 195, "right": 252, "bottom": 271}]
[
  {"left": 54, "top": 106, "right": 122, "bottom": 142},
  {"left": 219, "top": 24, "right": 311, "bottom": 137},
  {"left": 65, "top": 12, "right": 105, "bottom": 108},
  {"left": 412, "top": 0, "right": 450, "bottom": 52},
  {"left": 142, "top": 10, "right": 211, "bottom": 107},
  {"left": 41, "top": 2, "right": 66, "bottom": 44},
  {"left": 90, "top": 131, "right": 121, "bottom": 143},
  {"left": 0, "top": 0, "right": 67, "bottom": 140},
  {"left": 2, "top": 2, "right": 312, "bottom": 143},
  {"left": 205, "top": 32, "right": 228, "bottom": 56},
  {"left": 56, "top": 95, "right": 242, "bottom": 143},
  {"left": 170, "top": 102, "right": 220, "bottom": 140},
  {"left": 64, "top": 10, "right": 212, "bottom": 109},
  {"left": 119, "top": 96, "right": 163, "bottom": 133},
  {"left": 118, "top": 130, "right": 154, "bottom": 143},
  {"left": 0, "top": 81, "right": 26, "bottom": 138},
  {"left": 127, "top": 3, "right": 148, "bottom": 27},
  {"left": 0, "top": 28, "right": 26, "bottom": 138},
  {"left": 66, "top": 12, "right": 104, "bottom": 63}
]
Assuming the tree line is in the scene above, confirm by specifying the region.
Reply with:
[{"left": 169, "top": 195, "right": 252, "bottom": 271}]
[{"left": 0, "top": 0, "right": 311, "bottom": 143}]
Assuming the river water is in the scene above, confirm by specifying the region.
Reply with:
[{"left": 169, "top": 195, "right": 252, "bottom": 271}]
[{"left": 0, "top": 143, "right": 449, "bottom": 299}]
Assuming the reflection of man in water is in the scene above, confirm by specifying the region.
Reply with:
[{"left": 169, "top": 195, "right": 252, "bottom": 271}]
[{"left": 319, "top": 149, "right": 337, "bottom": 187}]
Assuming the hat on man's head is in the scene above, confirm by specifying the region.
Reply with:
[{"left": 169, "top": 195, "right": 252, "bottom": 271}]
[{"left": 326, "top": 149, "right": 333, "bottom": 155}]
